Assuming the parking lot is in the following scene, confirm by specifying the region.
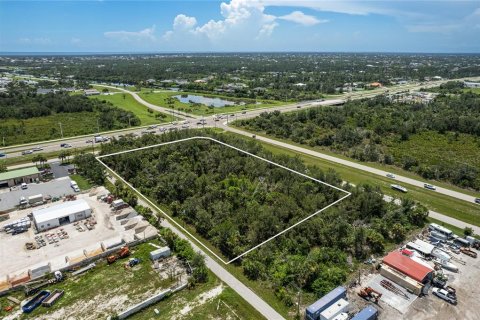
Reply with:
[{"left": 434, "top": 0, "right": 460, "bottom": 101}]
[
  {"left": 0, "top": 187, "right": 155, "bottom": 281},
  {"left": 350, "top": 243, "right": 480, "bottom": 320},
  {"left": 0, "top": 178, "right": 74, "bottom": 212},
  {"left": 49, "top": 162, "right": 74, "bottom": 179}
]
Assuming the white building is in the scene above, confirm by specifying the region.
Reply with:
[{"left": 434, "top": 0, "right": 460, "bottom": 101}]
[
  {"left": 464, "top": 81, "right": 480, "bottom": 88},
  {"left": 33, "top": 199, "right": 92, "bottom": 231},
  {"left": 84, "top": 89, "right": 100, "bottom": 96}
]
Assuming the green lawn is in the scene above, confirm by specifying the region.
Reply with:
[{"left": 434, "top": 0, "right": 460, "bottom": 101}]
[
  {"left": 0, "top": 240, "right": 263, "bottom": 320},
  {"left": 129, "top": 271, "right": 265, "bottom": 320},
  {"left": 0, "top": 113, "right": 103, "bottom": 147},
  {"left": 90, "top": 93, "right": 174, "bottom": 125},
  {"left": 69, "top": 174, "right": 93, "bottom": 190},
  {"left": 138, "top": 90, "right": 285, "bottom": 116}
]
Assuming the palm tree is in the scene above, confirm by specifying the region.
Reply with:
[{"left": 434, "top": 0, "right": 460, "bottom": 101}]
[
  {"left": 59, "top": 151, "right": 67, "bottom": 164},
  {"left": 32, "top": 154, "right": 41, "bottom": 167},
  {"left": 38, "top": 154, "right": 47, "bottom": 168}
]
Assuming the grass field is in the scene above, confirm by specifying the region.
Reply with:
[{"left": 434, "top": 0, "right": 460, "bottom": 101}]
[
  {"left": 89, "top": 93, "right": 174, "bottom": 125},
  {"left": 0, "top": 240, "right": 263, "bottom": 320},
  {"left": 69, "top": 174, "right": 92, "bottom": 190},
  {"left": 0, "top": 113, "right": 102, "bottom": 146},
  {"left": 138, "top": 90, "right": 285, "bottom": 116}
]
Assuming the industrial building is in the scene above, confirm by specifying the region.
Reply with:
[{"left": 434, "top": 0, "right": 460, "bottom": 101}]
[
  {"left": 406, "top": 239, "right": 434, "bottom": 258},
  {"left": 0, "top": 167, "right": 40, "bottom": 188},
  {"left": 33, "top": 199, "right": 92, "bottom": 231},
  {"left": 382, "top": 250, "right": 434, "bottom": 284}
]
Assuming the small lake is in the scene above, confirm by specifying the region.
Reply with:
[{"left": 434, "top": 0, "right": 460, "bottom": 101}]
[{"left": 174, "top": 94, "right": 244, "bottom": 108}]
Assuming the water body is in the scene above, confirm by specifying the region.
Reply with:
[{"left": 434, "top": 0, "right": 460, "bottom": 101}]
[{"left": 174, "top": 94, "right": 244, "bottom": 108}]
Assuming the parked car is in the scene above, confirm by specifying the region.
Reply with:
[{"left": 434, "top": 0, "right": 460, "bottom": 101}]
[
  {"left": 386, "top": 173, "right": 396, "bottom": 179},
  {"left": 21, "top": 183, "right": 28, "bottom": 190},
  {"left": 432, "top": 288, "right": 457, "bottom": 305},
  {"left": 424, "top": 183, "right": 436, "bottom": 190}
]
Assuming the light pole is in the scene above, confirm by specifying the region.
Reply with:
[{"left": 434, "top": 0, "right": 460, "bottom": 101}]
[{"left": 58, "top": 122, "right": 64, "bottom": 138}]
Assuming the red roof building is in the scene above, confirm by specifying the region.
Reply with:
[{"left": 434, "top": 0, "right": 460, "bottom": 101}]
[{"left": 382, "top": 251, "right": 434, "bottom": 283}]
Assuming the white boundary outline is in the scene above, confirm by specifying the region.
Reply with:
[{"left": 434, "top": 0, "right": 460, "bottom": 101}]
[{"left": 96, "top": 136, "right": 351, "bottom": 264}]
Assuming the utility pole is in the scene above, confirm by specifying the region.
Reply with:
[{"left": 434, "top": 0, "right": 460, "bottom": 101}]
[{"left": 59, "top": 122, "right": 64, "bottom": 138}]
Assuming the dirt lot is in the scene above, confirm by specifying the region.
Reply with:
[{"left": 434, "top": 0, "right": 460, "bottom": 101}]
[
  {"left": 349, "top": 248, "right": 480, "bottom": 320},
  {"left": 0, "top": 186, "right": 142, "bottom": 280}
]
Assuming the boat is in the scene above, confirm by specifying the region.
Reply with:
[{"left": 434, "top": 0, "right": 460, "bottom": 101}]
[
  {"left": 22, "top": 290, "right": 50, "bottom": 313},
  {"left": 434, "top": 258, "right": 458, "bottom": 272}
]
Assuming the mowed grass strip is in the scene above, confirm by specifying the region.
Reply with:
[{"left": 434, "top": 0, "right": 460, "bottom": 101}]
[
  {"left": 89, "top": 93, "right": 173, "bottom": 125},
  {"left": 232, "top": 125, "right": 480, "bottom": 198},
  {"left": 243, "top": 135, "right": 480, "bottom": 227},
  {"left": 138, "top": 90, "right": 284, "bottom": 116}
]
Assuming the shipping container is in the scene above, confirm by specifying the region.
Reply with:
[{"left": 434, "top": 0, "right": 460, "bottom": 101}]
[
  {"left": 305, "top": 286, "right": 347, "bottom": 320},
  {"left": 28, "top": 194, "right": 43, "bottom": 204},
  {"left": 149, "top": 246, "right": 171, "bottom": 260},
  {"left": 320, "top": 298, "right": 349, "bottom": 320},
  {"left": 380, "top": 265, "right": 423, "bottom": 296},
  {"left": 350, "top": 305, "right": 378, "bottom": 320}
]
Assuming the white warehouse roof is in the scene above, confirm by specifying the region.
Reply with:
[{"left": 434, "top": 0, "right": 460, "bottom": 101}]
[
  {"left": 33, "top": 199, "right": 90, "bottom": 225},
  {"left": 407, "top": 239, "right": 434, "bottom": 255}
]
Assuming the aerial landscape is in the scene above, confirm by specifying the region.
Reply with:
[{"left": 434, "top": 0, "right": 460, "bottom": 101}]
[{"left": 0, "top": 1, "right": 479, "bottom": 320}]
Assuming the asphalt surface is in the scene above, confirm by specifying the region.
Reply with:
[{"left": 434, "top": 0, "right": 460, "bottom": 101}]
[{"left": 0, "top": 177, "right": 73, "bottom": 211}]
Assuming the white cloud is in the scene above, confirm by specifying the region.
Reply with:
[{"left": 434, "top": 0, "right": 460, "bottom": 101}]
[
  {"left": 279, "top": 11, "right": 328, "bottom": 26},
  {"left": 163, "top": 0, "right": 325, "bottom": 45},
  {"left": 173, "top": 14, "right": 197, "bottom": 30},
  {"left": 104, "top": 25, "right": 156, "bottom": 42}
]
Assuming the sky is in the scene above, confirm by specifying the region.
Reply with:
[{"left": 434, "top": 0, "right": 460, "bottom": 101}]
[{"left": 0, "top": 0, "right": 479, "bottom": 53}]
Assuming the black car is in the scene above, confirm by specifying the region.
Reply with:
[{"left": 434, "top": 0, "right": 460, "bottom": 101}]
[
  {"left": 60, "top": 143, "right": 67, "bottom": 147},
  {"left": 475, "top": 198, "right": 480, "bottom": 204}
]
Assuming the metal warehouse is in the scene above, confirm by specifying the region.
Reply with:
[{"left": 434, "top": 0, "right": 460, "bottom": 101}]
[
  {"left": 0, "top": 167, "right": 40, "bottom": 188},
  {"left": 33, "top": 199, "right": 92, "bottom": 231},
  {"left": 382, "top": 250, "right": 434, "bottom": 283}
]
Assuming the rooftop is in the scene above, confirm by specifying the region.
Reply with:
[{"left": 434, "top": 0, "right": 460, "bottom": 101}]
[
  {"left": 33, "top": 199, "right": 90, "bottom": 225},
  {"left": 382, "top": 250, "right": 433, "bottom": 282},
  {"left": 0, "top": 167, "right": 39, "bottom": 181}
]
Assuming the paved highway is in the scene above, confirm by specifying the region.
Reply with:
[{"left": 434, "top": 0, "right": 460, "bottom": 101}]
[{"left": 3, "top": 77, "right": 479, "bottom": 206}]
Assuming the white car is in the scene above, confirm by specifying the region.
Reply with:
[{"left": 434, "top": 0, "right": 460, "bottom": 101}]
[
  {"left": 386, "top": 173, "right": 396, "bottom": 179},
  {"left": 32, "top": 146, "right": 43, "bottom": 151},
  {"left": 21, "top": 183, "right": 28, "bottom": 190},
  {"left": 424, "top": 183, "right": 436, "bottom": 190},
  {"left": 21, "top": 150, "right": 33, "bottom": 155},
  {"left": 432, "top": 288, "right": 457, "bottom": 305}
]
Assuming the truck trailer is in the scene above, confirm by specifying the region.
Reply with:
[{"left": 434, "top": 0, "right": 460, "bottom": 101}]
[{"left": 305, "top": 287, "right": 347, "bottom": 320}]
